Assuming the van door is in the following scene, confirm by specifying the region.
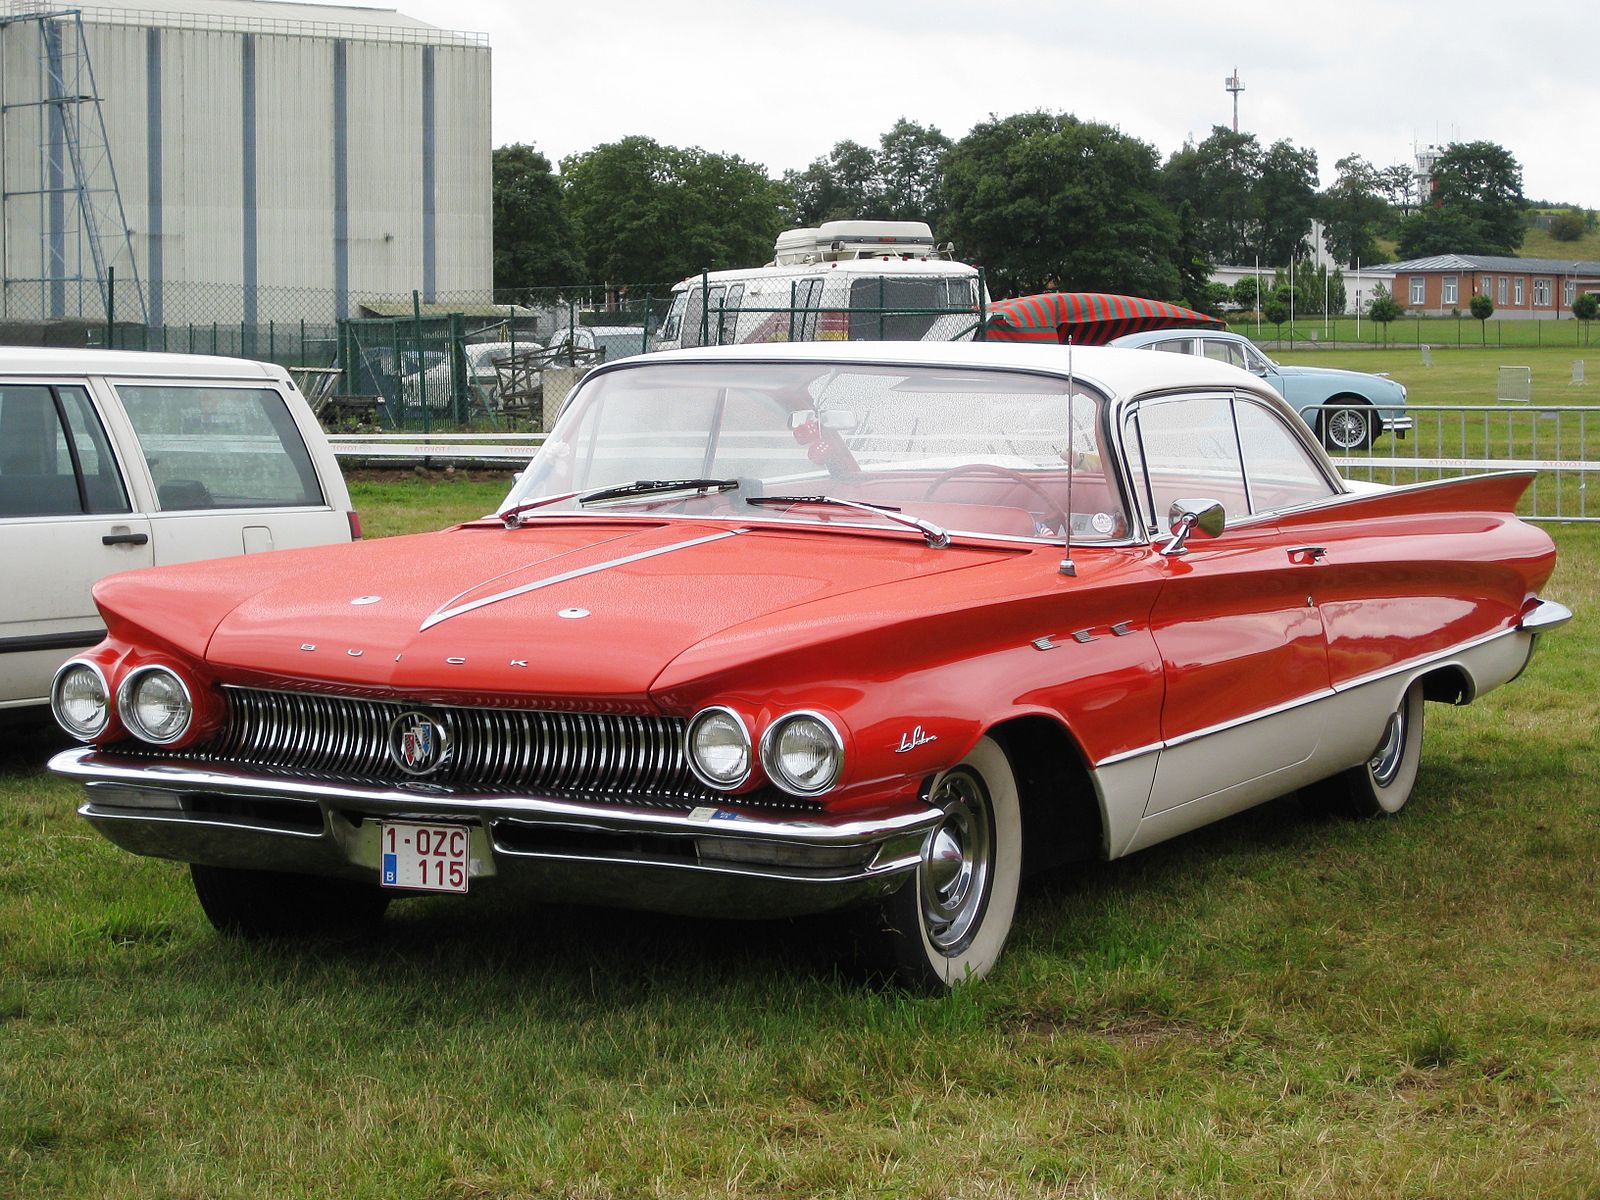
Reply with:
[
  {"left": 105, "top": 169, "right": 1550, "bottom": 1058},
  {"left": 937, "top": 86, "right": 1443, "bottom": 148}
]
[
  {"left": 0, "top": 382, "right": 151, "bottom": 708},
  {"left": 109, "top": 380, "right": 347, "bottom": 565}
]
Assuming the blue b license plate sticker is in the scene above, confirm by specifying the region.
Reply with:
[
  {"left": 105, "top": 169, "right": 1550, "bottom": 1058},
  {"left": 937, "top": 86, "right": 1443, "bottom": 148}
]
[{"left": 379, "top": 821, "right": 470, "bottom": 893}]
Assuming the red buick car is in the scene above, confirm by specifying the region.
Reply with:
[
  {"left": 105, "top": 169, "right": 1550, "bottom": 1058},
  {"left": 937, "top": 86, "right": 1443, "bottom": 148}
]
[{"left": 50, "top": 342, "right": 1568, "bottom": 990}]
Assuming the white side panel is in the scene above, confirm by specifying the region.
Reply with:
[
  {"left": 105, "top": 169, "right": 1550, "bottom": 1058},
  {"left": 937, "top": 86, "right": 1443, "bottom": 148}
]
[
  {"left": 344, "top": 40, "right": 421, "bottom": 296},
  {"left": 430, "top": 45, "right": 491, "bottom": 295},
  {"left": 254, "top": 35, "right": 334, "bottom": 294},
  {"left": 167, "top": 29, "right": 245, "bottom": 301}
]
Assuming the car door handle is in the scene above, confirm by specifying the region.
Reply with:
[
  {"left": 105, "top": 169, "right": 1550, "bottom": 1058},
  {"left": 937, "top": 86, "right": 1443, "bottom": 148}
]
[
  {"left": 102, "top": 532, "right": 150, "bottom": 546},
  {"left": 1286, "top": 545, "right": 1327, "bottom": 563}
]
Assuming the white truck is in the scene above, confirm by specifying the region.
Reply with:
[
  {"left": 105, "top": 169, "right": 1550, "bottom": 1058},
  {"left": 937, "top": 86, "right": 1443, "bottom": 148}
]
[{"left": 654, "top": 220, "right": 986, "bottom": 352}]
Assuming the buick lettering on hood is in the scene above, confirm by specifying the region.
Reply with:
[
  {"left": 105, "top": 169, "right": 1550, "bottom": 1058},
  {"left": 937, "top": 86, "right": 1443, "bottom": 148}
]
[{"left": 50, "top": 342, "right": 1569, "bottom": 991}]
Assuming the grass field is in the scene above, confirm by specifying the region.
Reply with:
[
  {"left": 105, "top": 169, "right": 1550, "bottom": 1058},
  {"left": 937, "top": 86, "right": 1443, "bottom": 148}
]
[{"left": 2, "top": 480, "right": 1597, "bottom": 1198}]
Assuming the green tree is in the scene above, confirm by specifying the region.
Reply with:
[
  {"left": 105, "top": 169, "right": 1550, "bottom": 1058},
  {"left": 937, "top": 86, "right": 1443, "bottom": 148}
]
[
  {"left": 1469, "top": 292, "right": 1494, "bottom": 344},
  {"left": 562, "top": 137, "right": 788, "bottom": 283},
  {"left": 1573, "top": 291, "right": 1598, "bottom": 345},
  {"left": 491, "top": 144, "right": 585, "bottom": 289},
  {"left": 1163, "top": 126, "right": 1262, "bottom": 265},
  {"left": 942, "top": 111, "right": 1183, "bottom": 298},
  {"left": 785, "top": 139, "right": 879, "bottom": 225},
  {"left": 1367, "top": 284, "right": 1404, "bottom": 345},
  {"left": 876, "top": 118, "right": 953, "bottom": 226},
  {"left": 1398, "top": 141, "right": 1526, "bottom": 256},
  {"left": 1231, "top": 275, "right": 1263, "bottom": 312},
  {"left": 1549, "top": 207, "right": 1588, "bottom": 242},
  {"left": 1320, "top": 155, "right": 1388, "bottom": 266},
  {"left": 1328, "top": 267, "right": 1347, "bottom": 314},
  {"left": 1257, "top": 140, "right": 1320, "bottom": 264},
  {"left": 1263, "top": 295, "right": 1289, "bottom": 339}
]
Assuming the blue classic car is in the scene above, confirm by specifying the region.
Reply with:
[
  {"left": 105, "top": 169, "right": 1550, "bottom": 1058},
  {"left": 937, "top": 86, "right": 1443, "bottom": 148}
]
[{"left": 1111, "top": 328, "right": 1410, "bottom": 450}]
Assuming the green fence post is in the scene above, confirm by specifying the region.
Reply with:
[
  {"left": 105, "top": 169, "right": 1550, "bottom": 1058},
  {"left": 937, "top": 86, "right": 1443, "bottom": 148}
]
[
  {"left": 788, "top": 279, "right": 798, "bottom": 342},
  {"left": 103, "top": 266, "right": 115, "bottom": 348},
  {"left": 449, "top": 311, "right": 466, "bottom": 423},
  {"left": 212, "top": 322, "right": 218, "bottom": 354},
  {"left": 977, "top": 268, "right": 987, "bottom": 341},
  {"left": 300, "top": 319, "right": 307, "bottom": 368},
  {"left": 413, "top": 294, "right": 429, "bottom": 436},
  {"left": 269, "top": 320, "right": 275, "bottom": 362},
  {"left": 699, "top": 271, "right": 709, "bottom": 348}
]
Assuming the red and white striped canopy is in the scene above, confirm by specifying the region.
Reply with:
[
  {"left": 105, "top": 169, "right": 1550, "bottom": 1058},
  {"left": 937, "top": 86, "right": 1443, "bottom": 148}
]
[{"left": 985, "top": 292, "right": 1224, "bottom": 344}]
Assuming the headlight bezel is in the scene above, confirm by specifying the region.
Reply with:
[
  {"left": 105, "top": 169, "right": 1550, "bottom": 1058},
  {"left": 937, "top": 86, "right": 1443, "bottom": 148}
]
[
  {"left": 685, "top": 705, "right": 753, "bottom": 791},
  {"left": 50, "top": 659, "right": 112, "bottom": 740},
  {"left": 117, "top": 665, "right": 194, "bottom": 745},
  {"left": 760, "top": 710, "right": 845, "bottom": 797}
]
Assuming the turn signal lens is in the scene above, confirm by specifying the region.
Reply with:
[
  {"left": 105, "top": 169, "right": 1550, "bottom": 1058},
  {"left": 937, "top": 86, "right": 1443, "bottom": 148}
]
[
  {"left": 119, "top": 667, "right": 193, "bottom": 744},
  {"left": 762, "top": 713, "right": 843, "bottom": 796},
  {"left": 686, "top": 707, "right": 751, "bottom": 790},
  {"left": 51, "top": 662, "right": 110, "bottom": 739}
]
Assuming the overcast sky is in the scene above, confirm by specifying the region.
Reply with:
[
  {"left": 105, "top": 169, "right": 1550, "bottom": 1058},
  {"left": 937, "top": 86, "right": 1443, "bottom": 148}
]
[{"left": 343, "top": 0, "right": 1596, "bottom": 207}]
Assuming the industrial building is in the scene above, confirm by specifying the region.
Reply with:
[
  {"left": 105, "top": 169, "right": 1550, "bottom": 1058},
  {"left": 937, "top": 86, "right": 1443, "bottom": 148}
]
[{"left": 0, "top": 0, "right": 491, "bottom": 333}]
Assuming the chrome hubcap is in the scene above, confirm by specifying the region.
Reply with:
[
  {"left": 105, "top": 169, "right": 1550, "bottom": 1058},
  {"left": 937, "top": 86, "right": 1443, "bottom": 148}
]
[
  {"left": 920, "top": 768, "right": 993, "bottom": 954},
  {"left": 1369, "top": 703, "right": 1408, "bottom": 786},
  {"left": 1329, "top": 408, "right": 1368, "bottom": 448}
]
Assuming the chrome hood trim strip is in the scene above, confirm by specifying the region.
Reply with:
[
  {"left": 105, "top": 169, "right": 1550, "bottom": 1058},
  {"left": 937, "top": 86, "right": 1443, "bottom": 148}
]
[{"left": 420, "top": 528, "right": 746, "bottom": 631}]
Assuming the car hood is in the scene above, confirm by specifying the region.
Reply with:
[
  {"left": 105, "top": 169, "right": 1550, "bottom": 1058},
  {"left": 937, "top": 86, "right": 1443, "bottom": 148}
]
[
  {"left": 1274, "top": 363, "right": 1399, "bottom": 389},
  {"left": 94, "top": 518, "right": 1020, "bottom": 704}
]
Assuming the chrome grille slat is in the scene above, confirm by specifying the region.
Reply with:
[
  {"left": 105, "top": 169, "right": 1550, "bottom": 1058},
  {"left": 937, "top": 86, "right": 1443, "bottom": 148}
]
[{"left": 169, "top": 687, "right": 820, "bottom": 811}]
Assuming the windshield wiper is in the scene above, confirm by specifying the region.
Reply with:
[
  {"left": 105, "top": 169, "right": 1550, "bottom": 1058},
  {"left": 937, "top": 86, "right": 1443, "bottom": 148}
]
[
  {"left": 748, "top": 495, "right": 950, "bottom": 548},
  {"left": 496, "top": 491, "right": 583, "bottom": 529},
  {"left": 578, "top": 478, "right": 742, "bottom": 507}
]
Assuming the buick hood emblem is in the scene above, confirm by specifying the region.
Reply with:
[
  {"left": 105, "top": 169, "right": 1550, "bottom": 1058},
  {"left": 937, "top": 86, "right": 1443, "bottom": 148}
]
[{"left": 388, "top": 711, "right": 451, "bottom": 776}]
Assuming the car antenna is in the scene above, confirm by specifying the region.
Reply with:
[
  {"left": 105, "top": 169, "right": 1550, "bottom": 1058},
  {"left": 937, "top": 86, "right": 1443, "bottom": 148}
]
[{"left": 1059, "top": 337, "right": 1077, "bottom": 577}]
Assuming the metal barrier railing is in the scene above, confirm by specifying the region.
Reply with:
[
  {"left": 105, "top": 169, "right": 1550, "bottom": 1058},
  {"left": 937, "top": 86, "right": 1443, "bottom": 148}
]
[{"left": 1316, "top": 403, "right": 1596, "bottom": 522}]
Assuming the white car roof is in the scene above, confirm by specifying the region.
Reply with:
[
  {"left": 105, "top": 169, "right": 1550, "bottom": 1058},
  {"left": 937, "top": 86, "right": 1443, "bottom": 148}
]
[
  {"left": 627, "top": 339, "right": 1262, "bottom": 403},
  {"left": 0, "top": 345, "right": 283, "bottom": 379}
]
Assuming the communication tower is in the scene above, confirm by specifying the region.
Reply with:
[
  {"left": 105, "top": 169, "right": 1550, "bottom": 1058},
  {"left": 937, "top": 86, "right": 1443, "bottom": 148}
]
[{"left": 1224, "top": 67, "right": 1244, "bottom": 133}]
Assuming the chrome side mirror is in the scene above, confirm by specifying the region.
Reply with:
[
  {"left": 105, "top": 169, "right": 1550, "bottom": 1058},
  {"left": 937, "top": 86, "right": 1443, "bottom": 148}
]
[{"left": 1161, "top": 498, "right": 1226, "bottom": 556}]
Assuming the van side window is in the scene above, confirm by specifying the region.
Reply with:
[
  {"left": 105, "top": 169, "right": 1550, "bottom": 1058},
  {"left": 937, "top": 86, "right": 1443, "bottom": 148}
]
[
  {"left": 718, "top": 284, "right": 744, "bottom": 345},
  {"left": 0, "top": 384, "right": 129, "bottom": 517},
  {"left": 794, "top": 278, "right": 823, "bottom": 342},
  {"left": 682, "top": 284, "right": 726, "bottom": 349},
  {"left": 116, "top": 385, "right": 323, "bottom": 510}
]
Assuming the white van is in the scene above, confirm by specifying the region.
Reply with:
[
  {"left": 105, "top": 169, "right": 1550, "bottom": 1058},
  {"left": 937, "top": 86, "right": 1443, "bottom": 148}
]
[
  {"left": 654, "top": 220, "right": 986, "bottom": 351},
  {"left": 1, "top": 348, "right": 357, "bottom": 714}
]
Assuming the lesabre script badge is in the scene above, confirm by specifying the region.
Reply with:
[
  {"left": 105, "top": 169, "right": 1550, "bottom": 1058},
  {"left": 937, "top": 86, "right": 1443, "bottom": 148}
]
[{"left": 895, "top": 725, "right": 938, "bottom": 754}]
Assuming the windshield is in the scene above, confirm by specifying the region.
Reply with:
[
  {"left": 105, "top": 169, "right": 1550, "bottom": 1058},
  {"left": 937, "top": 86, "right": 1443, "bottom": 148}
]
[{"left": 500, "top": 361, "right": 1128, "bottom": 543}]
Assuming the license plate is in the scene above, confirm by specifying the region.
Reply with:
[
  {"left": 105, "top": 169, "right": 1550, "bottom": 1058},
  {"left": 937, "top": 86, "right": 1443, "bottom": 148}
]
[{"left": 379, "top": 821, "right": 470, "bottom": 893}]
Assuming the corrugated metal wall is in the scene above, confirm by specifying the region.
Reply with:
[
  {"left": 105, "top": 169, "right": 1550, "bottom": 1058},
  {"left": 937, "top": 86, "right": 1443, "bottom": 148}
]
[{"left": 0, "top": 12, "right": 490, "bottom": 325}]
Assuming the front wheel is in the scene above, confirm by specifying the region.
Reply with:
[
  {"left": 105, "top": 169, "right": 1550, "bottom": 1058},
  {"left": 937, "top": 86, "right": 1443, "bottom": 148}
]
[
  {"left": 1313, "top": 681, "right": 1426, "bottom": 818},
  {"left": 190, "top": 864, "right": 391, "bottom": 939},
  {"left": 876, "top": 736, "right": 1022, "bottom": 992},
  {"left": 1321, "top": 401, "right": 1376, "bottom": 450}
]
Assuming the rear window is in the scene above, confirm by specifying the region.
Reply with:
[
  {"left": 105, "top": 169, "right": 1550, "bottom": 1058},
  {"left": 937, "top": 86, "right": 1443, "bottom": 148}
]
[{"left": 115, "top": 384, "right": 324, "bottom": 510}]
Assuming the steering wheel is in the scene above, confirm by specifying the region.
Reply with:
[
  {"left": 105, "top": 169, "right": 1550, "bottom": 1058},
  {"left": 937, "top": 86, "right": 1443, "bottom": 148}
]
[{"left": 923, "top": 464, "right": 1070, "bottom": 533}]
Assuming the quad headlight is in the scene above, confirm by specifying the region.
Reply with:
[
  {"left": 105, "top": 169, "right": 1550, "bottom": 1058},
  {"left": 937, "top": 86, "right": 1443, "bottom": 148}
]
[
  {"left": 51, "top": 661, "right": 111, "bottom": 740},
  {"left": 117, "top": 666, "right": 193, "bottom": 744},
  {"left": 685, "top": 706, "right": 752, "bottom": 790},
  {"left": 761, "top": 712, "right": 843, "bottom": 797}
]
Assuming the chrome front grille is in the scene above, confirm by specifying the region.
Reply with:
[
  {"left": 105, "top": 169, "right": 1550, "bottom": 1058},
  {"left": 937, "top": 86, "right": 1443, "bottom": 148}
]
[{"left": 162, "top": 687, "right": 813, "bottom": 810}]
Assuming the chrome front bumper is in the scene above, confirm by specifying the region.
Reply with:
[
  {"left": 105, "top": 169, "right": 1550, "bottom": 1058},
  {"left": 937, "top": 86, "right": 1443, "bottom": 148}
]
[{"left": 50, "top": 748, "right": 941, "bottom": 919}]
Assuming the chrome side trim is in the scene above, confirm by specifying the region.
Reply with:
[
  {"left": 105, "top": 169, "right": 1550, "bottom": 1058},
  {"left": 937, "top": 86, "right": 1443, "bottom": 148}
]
[
  {"left": 420, "top": 529, "right": 746, "bottom": 631},
  {"left": 1093, "top": 618, "right": 1537, "bottom": 769}
]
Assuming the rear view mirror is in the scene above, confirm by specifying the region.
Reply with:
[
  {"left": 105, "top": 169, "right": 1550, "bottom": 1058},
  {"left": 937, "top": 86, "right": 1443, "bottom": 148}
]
[{"left": 1161, "top": 498, "right": 1226, "bottom": 556}]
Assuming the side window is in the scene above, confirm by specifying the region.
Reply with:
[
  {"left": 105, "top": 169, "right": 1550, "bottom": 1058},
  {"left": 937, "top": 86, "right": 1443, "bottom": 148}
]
[
  {"left": 116, "top": 385, "right": 323, "bottom": 510},
  {"left": 1151, "top": 338, "right": 1192, "bottom": 355},
  {"left": 717, "top": 283, "right": 744, "bottom": 345},
  {"left": 0, "top": 384, "right": 128, "bottom": 517},
  {"left": 1202, "top": 339, "right": 1246, "bottom": 368},
  {"left": 1233, "top": 400, "right": 1337, "bottom": 513},
  {"left": 795, "top": 278, "right": 823, "bottom": 342},
  {"left": 1125, "top": 393, "right": 1249, "bottom": 531}
]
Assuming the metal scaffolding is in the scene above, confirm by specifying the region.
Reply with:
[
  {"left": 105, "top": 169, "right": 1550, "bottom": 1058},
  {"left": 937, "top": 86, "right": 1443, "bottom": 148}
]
[{"left": 0, "top": 7, "right": 145, "bottom": 323}]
